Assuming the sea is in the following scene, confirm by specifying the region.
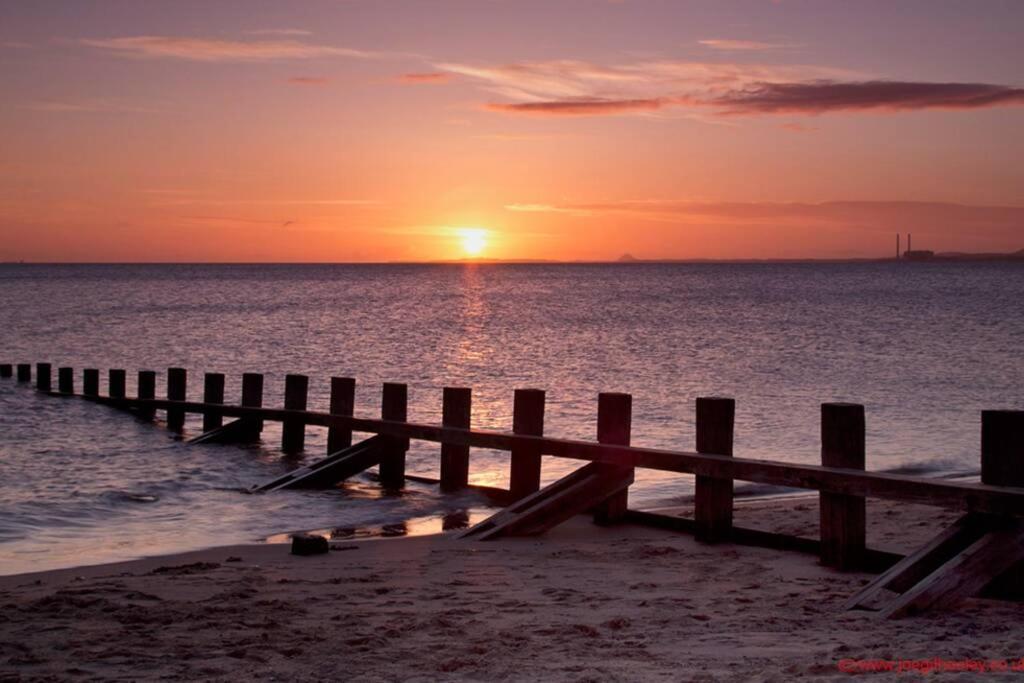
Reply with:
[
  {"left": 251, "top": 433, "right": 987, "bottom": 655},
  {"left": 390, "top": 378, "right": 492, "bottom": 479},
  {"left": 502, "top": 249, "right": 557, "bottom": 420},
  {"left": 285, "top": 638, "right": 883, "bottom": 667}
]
[{"left": 1, "top": 262, "right": 1021, "bottom": 575}]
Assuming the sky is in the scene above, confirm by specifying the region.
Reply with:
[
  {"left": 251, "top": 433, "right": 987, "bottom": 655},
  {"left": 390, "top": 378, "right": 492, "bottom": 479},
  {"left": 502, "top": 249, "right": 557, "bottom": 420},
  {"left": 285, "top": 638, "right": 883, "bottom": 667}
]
[{"left": 1, "top": 0, "right": 1023, "bottom": 262}]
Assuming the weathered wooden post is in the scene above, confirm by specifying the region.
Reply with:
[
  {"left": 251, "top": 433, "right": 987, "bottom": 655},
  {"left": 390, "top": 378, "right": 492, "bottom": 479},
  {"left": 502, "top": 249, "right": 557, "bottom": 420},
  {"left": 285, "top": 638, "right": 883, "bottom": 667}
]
[
  {"left": 83, "top": 369, "right": 99, "bottom": 397},
  {"left": 16, "top": 364, "right": 31, "bottom": 382},
  {"left": 510, "top": 389, "right": 545, "bottom": 500},
  {"left": 820, "top": 403, "right": 866, "bottom": 570},
  {"left": 593, "top": 392, "right": 633, "bottom": 525},
  {"left": 327, "top": 377, "right": 356, "bottom": 454},
  {"left": 240, "top": 372, "right": 264, "bottom": 441},
  {"left": 203, "top": 372, "right": 225, "bottom": 433},
  {"left": 981, "top": 410, "right": 1024, "bottom": 596},
  {"left": 440, "top": 387, "right": 472, "bottom": 492},
  {"left": 36, "top": 363, "right": 51, "bottom": 392},
  {"left": 167, "top": 368, "right": 187, "bottom": 432},
  {"left": 108, "top": 369, "right": 126, "bottom": 399},
  {"left": 982, "top": 410, "right": 1024, "bottom": 487},
  {"left": 695, "top": 397, "right": 736, "bottom": 543},
  {"left": 378, "top": 383, "right": 408, "bottom": 488},
  {"left": 281, "top": 374, "right": 308, "bottom": 454},
  {"left": 0, "top": 364, "right": 12, "bottom": 378},
  {"left": 58, "top": 367, "right": 74, "bottom": 394},
  {"left": 137, "top": 370, "right": 156, "bottom": 420}
]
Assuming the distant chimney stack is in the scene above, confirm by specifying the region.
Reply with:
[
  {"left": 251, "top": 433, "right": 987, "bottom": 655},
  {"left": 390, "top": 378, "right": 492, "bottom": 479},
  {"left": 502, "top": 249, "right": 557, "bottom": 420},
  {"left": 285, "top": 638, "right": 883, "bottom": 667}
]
[
  {"left": 897, "top": 233, "right": 901, "bottom": 260},
  {"left": 908, "top": 233, "right": 912, "bottom": 253}
]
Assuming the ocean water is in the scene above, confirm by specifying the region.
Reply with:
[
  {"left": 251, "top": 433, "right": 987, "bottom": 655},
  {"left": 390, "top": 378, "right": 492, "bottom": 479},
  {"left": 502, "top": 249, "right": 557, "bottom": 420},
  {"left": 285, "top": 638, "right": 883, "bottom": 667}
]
[{"left": 1, "top": 262, "right": 1021, "bottom": 574}]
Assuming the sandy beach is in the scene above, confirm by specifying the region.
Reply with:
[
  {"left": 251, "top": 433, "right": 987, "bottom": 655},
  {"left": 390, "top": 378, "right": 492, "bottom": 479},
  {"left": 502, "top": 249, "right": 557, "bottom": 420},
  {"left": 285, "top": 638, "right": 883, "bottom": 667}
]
[{"left": 3, "top": 497, "right": 1022, "bottom": 682}]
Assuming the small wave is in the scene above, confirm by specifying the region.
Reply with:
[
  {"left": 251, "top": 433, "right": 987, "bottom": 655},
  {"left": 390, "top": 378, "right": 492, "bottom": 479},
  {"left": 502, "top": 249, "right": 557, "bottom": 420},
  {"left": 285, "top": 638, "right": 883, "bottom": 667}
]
[{"left": 102, "top": 491, "right": 160, "bottom": 504}]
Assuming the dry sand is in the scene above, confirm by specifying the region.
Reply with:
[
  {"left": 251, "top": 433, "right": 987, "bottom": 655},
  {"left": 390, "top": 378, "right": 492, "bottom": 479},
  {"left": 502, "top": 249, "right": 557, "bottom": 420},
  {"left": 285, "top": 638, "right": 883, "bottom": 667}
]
[{"left": 2, "top": 497, "right": 1023, "bottom": 682}]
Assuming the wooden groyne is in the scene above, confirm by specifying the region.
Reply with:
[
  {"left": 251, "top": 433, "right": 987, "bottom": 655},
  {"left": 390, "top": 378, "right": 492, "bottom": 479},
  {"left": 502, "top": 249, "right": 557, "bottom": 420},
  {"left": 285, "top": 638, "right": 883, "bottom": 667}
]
[{"left": 3, "top": 362, "right": 1023, "bottom": 618}]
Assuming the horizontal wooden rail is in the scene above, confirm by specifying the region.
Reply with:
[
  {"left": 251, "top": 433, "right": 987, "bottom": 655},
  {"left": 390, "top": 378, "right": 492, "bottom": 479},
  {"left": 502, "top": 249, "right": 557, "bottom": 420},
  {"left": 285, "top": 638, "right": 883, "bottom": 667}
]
[{"left": 79, "top": 393, "right": 1024, "bottom": 517}]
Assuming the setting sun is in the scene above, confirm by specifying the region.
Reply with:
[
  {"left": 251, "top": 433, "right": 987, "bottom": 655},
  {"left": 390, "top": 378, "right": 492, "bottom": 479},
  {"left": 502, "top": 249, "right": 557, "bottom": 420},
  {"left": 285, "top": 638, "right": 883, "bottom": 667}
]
[{"left": 459, "top": 228, "right": 488, "bottom": 258}]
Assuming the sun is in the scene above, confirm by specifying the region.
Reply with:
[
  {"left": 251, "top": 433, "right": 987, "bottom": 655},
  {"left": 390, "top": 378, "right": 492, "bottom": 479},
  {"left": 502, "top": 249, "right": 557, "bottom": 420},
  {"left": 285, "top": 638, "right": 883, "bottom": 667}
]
[{"left": 459, "top": 228, "right": 488, "bottom": 258}]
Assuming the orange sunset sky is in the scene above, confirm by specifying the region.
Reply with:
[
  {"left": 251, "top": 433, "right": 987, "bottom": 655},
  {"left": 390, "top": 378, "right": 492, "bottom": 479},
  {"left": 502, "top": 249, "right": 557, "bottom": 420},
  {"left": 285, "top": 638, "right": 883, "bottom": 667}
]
[{"left": 1, "top": 0, "right": 1023, "bottom": 262}]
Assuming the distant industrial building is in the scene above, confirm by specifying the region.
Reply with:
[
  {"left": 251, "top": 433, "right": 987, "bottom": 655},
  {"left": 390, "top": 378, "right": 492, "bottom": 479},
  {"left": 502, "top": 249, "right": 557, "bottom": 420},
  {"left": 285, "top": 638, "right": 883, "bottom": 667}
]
[{"left": 897, "top": 233, "right": 935, "bottom": 261}]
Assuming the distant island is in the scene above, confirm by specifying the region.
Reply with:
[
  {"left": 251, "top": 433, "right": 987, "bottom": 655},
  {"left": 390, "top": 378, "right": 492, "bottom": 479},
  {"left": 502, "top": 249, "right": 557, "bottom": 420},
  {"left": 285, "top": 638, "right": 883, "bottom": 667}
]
[{"left": 616, "top": 249, "right": 1024, "bottom": 264}]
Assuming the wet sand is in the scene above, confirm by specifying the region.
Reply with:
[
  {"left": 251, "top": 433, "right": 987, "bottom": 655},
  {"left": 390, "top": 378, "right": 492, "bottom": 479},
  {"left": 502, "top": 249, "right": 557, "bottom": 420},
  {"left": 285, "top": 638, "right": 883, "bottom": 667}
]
[{"left": 2, "top": 497, "right": 1022, "bottom": 681}]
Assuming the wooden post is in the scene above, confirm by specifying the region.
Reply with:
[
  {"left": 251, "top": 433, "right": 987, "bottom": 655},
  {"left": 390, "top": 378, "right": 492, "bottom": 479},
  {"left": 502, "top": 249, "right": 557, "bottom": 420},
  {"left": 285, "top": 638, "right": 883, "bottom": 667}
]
[
  {"left": 137, "top": 370, "right": 156, "bottom": 420},
  {"left": 203, "top": 372, "right": 226, "bottom": 433},
  {"left": 378, "top": 383, "right": 408, "bottom": 488},
  {"left": 981, "top": 410, "right": 1024, "bottom": 597},
  {"left": 16, "top": 364, "right": 31, "bottom": 382},
  {"left": 108, "top": 369, "right": 126, "bottom": 399},
  {"left": 695, "top": 397, "right": 736, "bottom": 543},
  {"left": 167, "top": 367, "right": 187, "bottom": 432},
  {"left": 83, "top": 369, "right": 99, "bottom": 397},
  {"left": 281, "top": 374, "right": 308, "bottom": 454},
  {"left": 981, "top": 410, "right": 1024, "bottom": 487},
  {"left": 510, "top": 389, "right": 545, "bottom": 501},
  {"left": 240, "top": 372, "right": 264, "bottom": 441},
  {"left": 0, "top": 364, "right": 12, "bottom": 378},
  {"left": 58, "top": 367, "right": 74, "bottom": 394},
  {"left": 820, "top": 403, "right": 866, "bottom": 570},
  {"left": 593, "top": 392, "right": 633, "bottom": 525},
  {"left": 440, "top": 387, "right": 472, "bottom": 492},
  {"left": 327, "top": 377, "right": 356, "bottom": 454},
  {"left": 36, "top": 363, "right": 51, "bottom": 392}
]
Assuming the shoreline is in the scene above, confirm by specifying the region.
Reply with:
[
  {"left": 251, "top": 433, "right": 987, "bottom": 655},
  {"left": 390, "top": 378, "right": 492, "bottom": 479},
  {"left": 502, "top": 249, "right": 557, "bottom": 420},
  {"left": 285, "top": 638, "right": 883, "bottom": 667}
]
[{"left": 4, "top": 496, "right": 1022, "bottom": 680}]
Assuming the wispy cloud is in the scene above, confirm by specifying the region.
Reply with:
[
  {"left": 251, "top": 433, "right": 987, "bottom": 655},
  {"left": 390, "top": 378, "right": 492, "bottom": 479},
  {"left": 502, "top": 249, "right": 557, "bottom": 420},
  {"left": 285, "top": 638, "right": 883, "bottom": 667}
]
[
  {"left": 698, "top": 39, "right": 792, "bottom": 51},
  {"left": 505, "top": 203, "right": 586, "bottom": 214},
  {"left": 486, "top": 98, "right": 665, "bottom": 116},
  {"left": 713, "top": 81, "right": 1024, "bottom": 114},
  {"left": 82, "top": 36, "right": 374, "bottom": 62},
  {"left": 438, "top": 58, "right": 1024, "bottom": 118},
  {"left": 246, "top": 29, "right": 312, "bottom": 37},
  {"left": 287, "top": 76, "right": 330, "bottom": 85},
  {"left": 396, "top": 72, "right": 452, "bottom": 84},
  {"left": 503, "top": 199, "right": 1024, "bottom": 236},
  {"left": 23, "top": 98, "right": 154, "bottom": 113},
  {"left": 150, "top": 197, "right": 381, "bottom": 207}
]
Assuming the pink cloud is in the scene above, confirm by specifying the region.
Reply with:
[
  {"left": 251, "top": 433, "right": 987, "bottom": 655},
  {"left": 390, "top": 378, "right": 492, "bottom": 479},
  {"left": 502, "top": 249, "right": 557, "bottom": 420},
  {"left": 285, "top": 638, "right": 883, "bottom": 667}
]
[
  {"left": 485, "top": 97, "right": 665, "bottom": 116},
  {"left": 287, "top": 76, "right": 329, "bottom": 85},
  {"left": 396, "top": 72, "right": 452, "bottom": 84}
]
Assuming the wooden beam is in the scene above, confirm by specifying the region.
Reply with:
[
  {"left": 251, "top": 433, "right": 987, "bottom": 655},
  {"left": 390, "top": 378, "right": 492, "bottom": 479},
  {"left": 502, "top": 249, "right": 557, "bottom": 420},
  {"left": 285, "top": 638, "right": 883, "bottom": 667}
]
[
  {"left": 593, "top": 393, "right": 633, "bottom": 525},
  {"left": 509, "top": 389, "right": 544, "bottom": 501},
  {"left": 327, "top": 377, "right": 355, "bottom": 454},
  {"left": 694, "top": 397, "right": 735, "bottom": 543},
  {"left": 881, "top": 521, "right": 1024, "bottom": 619},
  {"left": 820, "top": 403, "right": 866, "bottom": 571},
  {"left": 189, "top": 418, "right": 251, "bottom": 445},
  {"left": 843, "top": 514, "right": 985, "bottom": 611},
  {"left": 462, "top": 461, "right": 633, "bottom": 540},
  {"left": 202, "top": 373, "right": 225, "bottom": 433},
  {"left": 253, "top": 436, "right": 386, "bottom": 491},
  {"left": 69, "top": 395, "right": 1024, "bottom": 517},
  {"left": 626, "top": 510, "right": 902, "bottom": 572},
  {"left": 378, "top": 383, "right": 408, "bottom": 488},
  {"left": 440, "top": 387, "right": 472, "bottom": 492}
]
